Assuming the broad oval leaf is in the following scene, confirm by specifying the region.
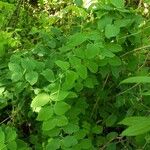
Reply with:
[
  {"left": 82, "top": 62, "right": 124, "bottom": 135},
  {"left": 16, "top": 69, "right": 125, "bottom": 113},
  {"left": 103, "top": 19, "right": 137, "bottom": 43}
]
[
  {"left": 42, "top": 118, "right": 57, "bottom": 131},
  {"left": 62, "top": 136, "right": 78, "bottom": 148},
  {"left": 76, "top": 64, "right": 87, "bottom": 79},
  {"left": 85, "top": 44, "right": 100, "bottom": 59},
  {"left": 50, "top": 91, "right": 69, "bottom": 101},
  {"left": 31, "top": 93, "right": 50, "bottom": 108},
  {"left": 54, "top": 102, "right": 71, "bottom": 115},
  {"left": 41, "top": 69, "right": 55, "bottom": 82},
  {"left": 46, "top": 138, "right": 60, "bottom": 150},
  {"left": 67, "top": 32, "right": 87, "bottom": 48},
  {"left": 36, "top": 106, "right": 53, "bottom": 121},
  {"left": 87, "top": 61, "right": 98, "bottom": 73},
  {"left": 56, "top": 115, "right": 68, "bottom": 127},
  {"left": 105, "top": 24, "right": 120, "bottom": 38},
  {"left": 25, "top": 71, "right": 38, "bottom": 85},
  {"left": 108, "top": 56, "right": 122, "bottom": 66},
  {"left": 62, "top": 70, "right": 78, "bottom": 90},
  {"left": 21, "top": 58, "right": 35, "bottom": 71},
  {"left": 55, "top": 60, "right": 70, "bottom": 71}
]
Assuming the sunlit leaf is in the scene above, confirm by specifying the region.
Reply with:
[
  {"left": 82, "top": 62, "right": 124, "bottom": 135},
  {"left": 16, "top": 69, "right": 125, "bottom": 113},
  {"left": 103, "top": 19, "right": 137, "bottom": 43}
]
[
  {"left": 31, "top": 93, "right": 50, "bottom": 108},
  {"left": 121, "top": 76, "right": 150, "bottom": 84}
]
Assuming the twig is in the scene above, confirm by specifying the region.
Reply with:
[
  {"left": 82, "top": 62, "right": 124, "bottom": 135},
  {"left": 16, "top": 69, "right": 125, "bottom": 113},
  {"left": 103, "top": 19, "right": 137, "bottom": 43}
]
[
  {"left": 121, "top": 45, "right": 150, "bottom": 58},
  {"left": 138, "top": 0, "right": 143, "bottom": 9},
  {"left": 138, "top": 51, "right": 150, "bottom": 71},
  {"left": 116, "top": 83, "right": 139, "bottom": 97},
  {"left": 118, "top": 24, "right": 150, "bottom": 40},
  {"left": 0, "top": 117, "right": 11, "bottom": 125}
]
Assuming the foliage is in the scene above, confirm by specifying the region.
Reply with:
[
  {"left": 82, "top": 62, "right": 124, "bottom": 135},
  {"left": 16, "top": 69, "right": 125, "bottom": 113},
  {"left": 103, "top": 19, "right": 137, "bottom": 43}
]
[{"left": 0, "top": 0, "right": 150, "bottom": 149}]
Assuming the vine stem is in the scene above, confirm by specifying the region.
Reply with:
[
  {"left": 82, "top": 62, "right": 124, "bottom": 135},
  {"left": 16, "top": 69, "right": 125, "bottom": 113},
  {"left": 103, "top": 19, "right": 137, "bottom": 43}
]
[
  {"left": 118, "top": 23, "right": 150, "bottom": 40},
  {"left": 0, "top": 117, "right": 11, "bottom": 125},
  {"left": 138, "top": 0, "right": 143, "bottom": 9},
  {"left": 121, "top": 44, "right": 150, "bottom": 58},
  {"left": 116, "top": 83, "right": 140, "bottom": 97}
]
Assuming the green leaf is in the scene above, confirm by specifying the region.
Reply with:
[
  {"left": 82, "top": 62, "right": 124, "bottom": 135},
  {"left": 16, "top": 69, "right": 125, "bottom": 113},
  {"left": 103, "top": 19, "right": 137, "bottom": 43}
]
[
  {"left": 69, "top": 56, "right": 81, "bottom": 67},
  {"left": 86, "top": 61, "right": 98, "bottom": 73},
  {"left": 35, "top": 61, "right": 45, "bottom": 72},
  {"left": 41, "top": 69, "right": 55, "bottom": 82},
  {"left": 108, "top": 56, "right": 122, "bottom": 66},
  {"left": 54, "top": 102, "right": 70, "bottom": 115},
  {"left": 84, "top": 77, "right": 95, "bottom": 88},
  {"left": 105, "top": 114, "right": 117, "bottom": 127},
  {"left": 121, "top": 121, "right": 150, "bottom": 136},
  {"left": 7, "top": 141, "right": 17, "bottom": 150},
  {"left": 8, "top": 63, "right": 22, "bottom": 72},
  {"left": 105, "top": 44, "right": 122, "bottom": 53},
  {"left": 92, "top": 125, "right": 103, "bottom": 134},
  {"left": 80, "top": 139, "right": 92, "bottom": 149},
  {"left": 11, "top": 72, "right": 23, "bottom": 82},
  {"left": 111, "top": 0, "right": 124, "bottom": 8},
  {"left": 50, "top": 91, "right": 69, "bottom": 101},
  {"left": 31, "top": 93, "right": 50, "bottom": 108},
  {"left": 100, "top": 48, "right": 115, "bottom": 58},
  {"left": 21, "top": 58, "right": 35, "bottom": 71},
  {"left": 106, "top": 132, "right": 118, "bottom": 141},
  {"left": 25, "top": 71, "right": 38, "bottom": 85},
  {"left": 62, "top": 136, "right": 78, "bottom": 147},
  {"left": 0, "top": 127, "right": 5, "bottom": 145},
  {"left": 74, "top": 129, "right": 87, "bottom": 140},
  {"left": 119, "top": 117, "right": 150, "bottom": 126},
  {"left": 16, "top": 139, "right": 29, "bottom": 150},
  {"left": 74, "top": 0, "right": 83, "bottom": 6},
  {"left": 76, "top": 64, "right": 87, "bottom": 79},
  {"left": 67, "top": 33, "right": 87, "bottom": 48},
  {"left": 5, "top": 127, "right": 17, "bottom": 141},
  {"left": 142, "top": 91, "right": 150, "bottom": 96},
  {"left": 37, "top": 106, "right": 53, "bottom": 121},
  {"left": 111, "top": 66, "right": 121, "bottom": 78},
  {"left": 106, "top": 143, "right": 116, "bottom": 150},
  {"left": 121, "top": 76, "right": 150, "bottom": 84},
  {"left": 55, "top": 60, "right": 70, "bottom": 70},
  {"left": 97, "top": 15, "right": 113, "bottom": 30},
  {"left": 56, "top": 115, "right": 68, "bottom": 127},
  {"left": 74, "top": 48, "right": 85, "bottom": 59},
  {"left": 46, "top": 138, "right": 60, "bottom": 150},
  {"left": 62, "top": 70, "right": 78, "bottom": 90},
  {"left": 105, "top": 24, "right": 120, "bottom": 38},
  {"left": 85, "top": 44, "right": 100, "bottom": 59},
  {"left": 67, "top": 91, "right": 78, "bottom": 98},
  {"left": 119, "top": 117, "right": 150, "bottom": 136},
  {"left": 114, "top": 19, "right": 132, "bottom": 28},
  {"left": 42, "top": 118, "right": 57, "bottom": 131},
  {"left": 63, "top": 123, "right": 79, "bottom": 134},
  {"left": 44, "top": 128, "right": 60, "bottom": 138}
]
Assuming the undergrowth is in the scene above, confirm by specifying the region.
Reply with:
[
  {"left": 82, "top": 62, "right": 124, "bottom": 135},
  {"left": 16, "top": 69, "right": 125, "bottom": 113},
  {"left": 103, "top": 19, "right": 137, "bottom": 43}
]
[{"left": 0, "top": 0, "right": 150, "bottom": 149}]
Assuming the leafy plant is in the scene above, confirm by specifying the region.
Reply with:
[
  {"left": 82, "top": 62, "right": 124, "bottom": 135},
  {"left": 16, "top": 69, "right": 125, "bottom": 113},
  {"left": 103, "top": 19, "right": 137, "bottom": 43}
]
[{"left": 0, "top": 0, "right": 150, "bottom": 149}]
